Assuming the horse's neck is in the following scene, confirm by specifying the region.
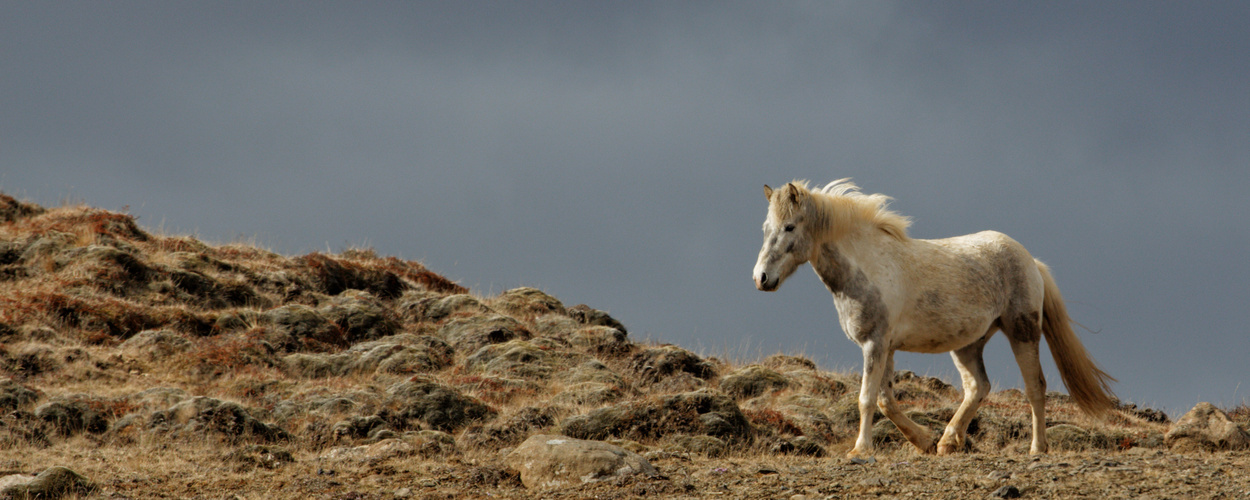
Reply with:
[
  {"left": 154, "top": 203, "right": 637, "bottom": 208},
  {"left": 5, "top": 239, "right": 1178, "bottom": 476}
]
[{"left": 811, "top": 230, "right": 899, "bottom": 294}]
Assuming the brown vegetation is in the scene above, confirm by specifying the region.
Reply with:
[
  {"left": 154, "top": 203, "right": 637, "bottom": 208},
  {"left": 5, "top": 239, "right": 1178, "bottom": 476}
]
[{"left": 0, "top": 194, "right": 1247, "bottom": 499}]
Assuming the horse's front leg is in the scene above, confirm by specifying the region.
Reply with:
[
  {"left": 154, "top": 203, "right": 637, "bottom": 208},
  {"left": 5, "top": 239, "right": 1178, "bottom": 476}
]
[{"left": 849, "top": 340, "right": 889, "bottom": 458}]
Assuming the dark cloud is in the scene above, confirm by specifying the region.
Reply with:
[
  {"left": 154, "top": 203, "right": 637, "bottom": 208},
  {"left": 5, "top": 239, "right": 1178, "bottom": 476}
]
[{"left": 3, "top": 1, "right": 1247, "bottom": 414}]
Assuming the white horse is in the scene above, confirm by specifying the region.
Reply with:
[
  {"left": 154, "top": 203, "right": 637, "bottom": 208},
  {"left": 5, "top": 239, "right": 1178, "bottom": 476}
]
[{"left": 752, "top": 180, "right": 1115, "bottom": 456}]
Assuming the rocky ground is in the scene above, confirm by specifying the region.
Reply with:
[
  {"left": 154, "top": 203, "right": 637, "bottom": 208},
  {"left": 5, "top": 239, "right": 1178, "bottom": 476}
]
[{"left": 0, "top": 193, "right": 1247, "bottom": 499}]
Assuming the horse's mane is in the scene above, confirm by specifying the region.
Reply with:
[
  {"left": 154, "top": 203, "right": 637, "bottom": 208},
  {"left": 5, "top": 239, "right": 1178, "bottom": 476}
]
[{"left": 799, "top": 179, "right": 912, "bottom": 241}]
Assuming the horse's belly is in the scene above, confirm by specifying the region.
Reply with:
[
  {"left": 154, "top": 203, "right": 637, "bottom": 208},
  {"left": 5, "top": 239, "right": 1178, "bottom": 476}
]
[{"left": 893, "top": 321, "right": 992, "bottom": 353}]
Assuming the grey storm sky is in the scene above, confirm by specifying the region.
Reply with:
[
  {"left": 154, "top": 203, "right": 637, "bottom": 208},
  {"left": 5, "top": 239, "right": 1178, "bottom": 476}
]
[{"left": 3, "top": 1, "right": 1248, "bottom": 416}]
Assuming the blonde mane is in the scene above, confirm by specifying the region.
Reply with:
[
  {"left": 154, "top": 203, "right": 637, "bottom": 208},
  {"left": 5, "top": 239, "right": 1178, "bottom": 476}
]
[{"left": 777, "top": 179, "right": 911, "bottom": 241}]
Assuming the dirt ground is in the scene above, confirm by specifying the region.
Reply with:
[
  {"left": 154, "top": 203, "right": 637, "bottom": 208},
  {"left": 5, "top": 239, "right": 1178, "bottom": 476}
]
[{"left": 7, "top": 441, "right": 1247, "bottom": 499}]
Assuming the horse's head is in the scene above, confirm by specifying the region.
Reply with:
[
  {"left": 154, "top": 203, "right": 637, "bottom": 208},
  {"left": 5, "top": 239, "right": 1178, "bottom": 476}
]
[{"left": 754, "top": 182, "right": 816, "bottom": 291}]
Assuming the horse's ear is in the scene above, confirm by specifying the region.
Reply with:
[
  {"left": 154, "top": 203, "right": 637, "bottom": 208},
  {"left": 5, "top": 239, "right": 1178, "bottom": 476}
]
[
  {"left": 785, "top": 183, "right": 801, "bottom": 204},
  {"left": 764, "top": 185, "right": 774, "bottom": 201}
]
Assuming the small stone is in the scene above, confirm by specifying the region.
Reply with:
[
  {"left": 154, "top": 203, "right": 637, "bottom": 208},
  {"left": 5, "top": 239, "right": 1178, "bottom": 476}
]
[
  {"left": 990, "top": 485, "right": 1021, "bottom": 498},
  {"left": 850, "top": 457, "right": 877, "bottom": 465},
  {"left": 988, "top": 470, "right": 1012, "bottom": 481},
  {"left": 757, "top": 467, "right": 778, "bottom": 475},
  {"left": 860, "top": 476, "right": 891, "bottom": 487}
]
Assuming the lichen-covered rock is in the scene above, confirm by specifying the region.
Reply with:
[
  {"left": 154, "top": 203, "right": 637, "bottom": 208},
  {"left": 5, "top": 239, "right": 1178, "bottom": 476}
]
[
  {"left": 0, "top": 379, "right": 39, "bottom": 412},
  {"left": 720, "top": 365, "right": 790, "bottom": 399},
  {"left": 629, "top": 345, "right": 716, "bottom": 384},
  {"left": 489, "top": 287, "right": 566, "bottom": 318},
  {"left": 320, "top": 290, "right": 398, "bottom": 342},
  {"left": 386, "top": 378, "right": 495, "bottom": 432},
  {"left": 459, "top": 406, "right": 559, "bottom": 450},
  {"left": 561, "top": 389, "right": 753, "bottom": 444},
  {"left": 665, "top": 435, "right": 728, "bottom": 457},
  {"left": 1165, "top": 402, "right": 1250, "bottom": 452},
  {"left": 260, "top": 305, "right": 341, "bottom": 347},
  {"left": 567, "top": 304, "right": 627, "bottom": 334},
  {"left": 150, "top": 396, "right": 290, "bottom": 443},
  {"left": 504, "top": 435, "right": 658, "bottom": 490},
  {"left": 438, "top": 314, "right": 528, "bottom": 352},
  {"left": 412, "top": 294, "right": 491, "bottom": 323},
  {"left": 464, "top": 340, "right": 573, "bottom": 379},
  {"left": 552, "top": 382, "right": 625, "bottom": 407},
  {"left": 34, "top": 399, "right": 108, "bottom": 436},
  {"left": 569, "top": 326, "right": 630, "bottom": 357},
  {"left": 119, "top": 329, "right": 192, "bottom": 361},
  {"left": 0, "top": 466, "right": 95, "bottom": 500}
]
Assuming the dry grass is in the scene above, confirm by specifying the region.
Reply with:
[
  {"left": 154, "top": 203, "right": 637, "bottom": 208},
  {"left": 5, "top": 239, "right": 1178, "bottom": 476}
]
[{"left": 1, "top": 193, "right": 1246, "bottom": 499}]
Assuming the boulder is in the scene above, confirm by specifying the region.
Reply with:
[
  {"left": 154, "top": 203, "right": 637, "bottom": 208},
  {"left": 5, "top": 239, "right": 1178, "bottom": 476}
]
[
  {"left": 489, "top": 287, "right": 566, "bottom": 318},
  {"left": 567, "top": 304, "right": 628, "bottom": 334},
  {"left": 720, "top": 365, "right": 790, "bottom": 399},
  {"left": 386, "top": 378, "right": 495, "bottom": 432},
  {"left": 0, "top": 379, "right": 39, "bottom": 412},
  {"left": 629, "top": 345, "right": 716, "bottom": 384},
  {"left": 438, "top": 314, "right": 529, "bottom": 352},
  {"left": 319, "top": 290, "right": 398, "bottom": 342},
  {"left": 0, "top": 466, "right": 94, "bottom": 499},
  {"left": 561, "top": 389, "right": 753, "bottom": 444},
  {"left": 34, "top": 399, "right": 108, "bottom": 435},
  {"left": 149, "top": 396, "right": 289, "bottom": 443},
  {"left": 504, "top": 435, "right": 657, "bottom": 490},
  {"left": 1165, "top": 402, "right": 1250, "bottom": 452},
  {"left": 119, "top": 329, "right": 193, "bottom": 361},
  {"left": 260, "top": 305, "right": 340, "bottom": 348}
]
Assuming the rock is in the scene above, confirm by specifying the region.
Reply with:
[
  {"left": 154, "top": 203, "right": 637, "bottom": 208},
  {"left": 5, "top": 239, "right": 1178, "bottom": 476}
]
[
  {"left": 438, "top": 314, "right": 529, "bottom": 352},
  {"left": 386, "top": 378, "right": 495, "bottom": 432},
  {"left": 1165, "top": 402, "right": 1250, "bottom": 452},
  {"left": 460, "top": 406, "right": 559, "bottom": 450},
  {"left": 629, "top": 345, "right": 716, "bottom": 384},
  {"left": 720, "top": 365, "right": 790, "bottom": 399},
  {"left": 319, "top": 290, "right": 398, "bottom": 342},
  {"left": 0, "top": 466, "right": 95, "bottom": 499},
  {"left": 761, "top": 354, "right": 817, "bottom": 371},
  {"left": 0, "top": 194, "right": 45, "bottom": 223},
  {"left": 990, "top": 485, "right": 1021, "bottom": 498},
  {"left": 566, "top": 304, "right": 628, "bottom": 334},
  {"left": 149, "top": 396, "right": 289, "bottom": 443},
  {"left": 34, "top": 399, "right": 108, "bottom": 435},
  {"left": 568, "top": 326, "right": 631, "bottom": 356},
  {"left": 260, "top": 305, "right": 341, "bottom": 347},
  {"left": 666, "top": 435, "right": 728, "bottom": 457},
  {"left": 119, "top": 329, "right": 192, "bottom": 360},
  {"left": 464, "top": 339, "right": 579, "bottom": 379},
  {"left": 412, "top": 294, "right": 491, "bottom": 323},
  {"left": 504, "top": 435, "right": 658, "bottom": 490},
  {"left": 489, "top": 287, "right": 566, "bottom": 318},
  {"left": 552, "top": 382, "right": 625, "bottom": 406},
  {"left": 0, "top": 379, "right": 39, "bottom": 412},
  {"left": 561, "top": 389, "right": 753, "bottom": 444}
]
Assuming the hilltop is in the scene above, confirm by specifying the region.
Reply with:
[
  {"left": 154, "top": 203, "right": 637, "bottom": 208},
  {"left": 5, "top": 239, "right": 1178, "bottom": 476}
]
[{"left": 0, "top": 193, "right": 1247, "bottom": 499}]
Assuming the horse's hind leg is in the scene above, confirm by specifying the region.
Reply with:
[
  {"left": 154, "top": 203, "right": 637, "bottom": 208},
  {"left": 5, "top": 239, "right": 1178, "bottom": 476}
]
[
  {"left": 937, "top": 335, "right": 991, "bottom": 455},
  {"left": 877, "top": 351, "right": 937, "bottom": 454},
  {"left": 1006, "top": 317, "right": 1049, "bottom": 454}
]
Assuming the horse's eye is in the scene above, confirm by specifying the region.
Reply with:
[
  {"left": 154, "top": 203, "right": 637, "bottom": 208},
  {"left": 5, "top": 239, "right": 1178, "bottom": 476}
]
[{"left": 784, "top": 224, "right": 795, "bottom": 232}]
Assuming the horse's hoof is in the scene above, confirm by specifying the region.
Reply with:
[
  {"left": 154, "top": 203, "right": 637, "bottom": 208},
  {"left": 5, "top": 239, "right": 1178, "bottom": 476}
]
[{"left": 846, "top": 448, "right": 874, "bottom": 460}]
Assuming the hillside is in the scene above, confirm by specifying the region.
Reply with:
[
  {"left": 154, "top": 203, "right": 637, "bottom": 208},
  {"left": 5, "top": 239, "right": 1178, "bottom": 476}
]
[{"left": 0, "top": 193, "right": 1247, "bottom": 499}]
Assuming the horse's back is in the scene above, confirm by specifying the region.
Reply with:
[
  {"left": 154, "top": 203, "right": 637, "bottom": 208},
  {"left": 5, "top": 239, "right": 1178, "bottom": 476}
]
[{"left": 890, "top": 231, "right": 1044, "bottom": 352}]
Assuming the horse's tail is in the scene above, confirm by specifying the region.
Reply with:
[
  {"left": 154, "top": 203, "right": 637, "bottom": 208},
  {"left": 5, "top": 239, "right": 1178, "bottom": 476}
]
[{"left": 1036, "top": 259, "right": 1117, "bottom": 416}]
